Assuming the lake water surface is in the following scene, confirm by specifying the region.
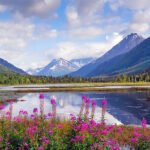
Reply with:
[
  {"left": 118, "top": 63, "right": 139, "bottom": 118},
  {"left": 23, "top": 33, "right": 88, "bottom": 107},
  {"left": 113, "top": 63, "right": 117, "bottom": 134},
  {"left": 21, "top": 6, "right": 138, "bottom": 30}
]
[{"left": 1, "top": 91, "right": 150, "bottom": 125}]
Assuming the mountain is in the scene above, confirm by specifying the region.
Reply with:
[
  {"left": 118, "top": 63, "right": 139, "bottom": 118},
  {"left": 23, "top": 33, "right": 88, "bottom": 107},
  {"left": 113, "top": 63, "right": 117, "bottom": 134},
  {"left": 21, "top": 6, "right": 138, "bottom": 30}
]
[
  {"left": 88, "top": 37, "right": 150, "bottom": 77},
  {"left": 70, "top": 57, "right": 95, "bottom": 68},
  {"left": 0, "top": 58, "right": 27, "bottom": 75},
  {"left": 70, "top": 33, "right": 144, "bottom": 77},
  {"left": 27, "top": 68, "right": 43, "bottom": 75},
  {"left": 0, "top": 65, "right": 15, "bottom": 74},
  {"left": 36, "top": 58, "right": 79, "bottom": 77}
]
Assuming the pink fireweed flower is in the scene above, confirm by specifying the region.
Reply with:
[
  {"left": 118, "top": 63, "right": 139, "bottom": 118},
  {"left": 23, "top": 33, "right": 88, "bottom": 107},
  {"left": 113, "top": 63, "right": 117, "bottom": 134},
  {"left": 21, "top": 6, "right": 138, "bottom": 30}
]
[
  {"left": 91, "top": 100, "right": 96, "bottom": 119},
  {"left": 70, "top": 114, "right": 76, "bottom": 121},
  {"left": 101, "top": 99, "right": 107, "bottom": 107},
  {"left": 85, "top": 98, "right": 90, "bottom": 104},
  {"left": 51, "top": 98, "right": 56, "bottom": 106},
  {"left": 141, "top": 118, "right": 147, "bottom": 128},
  {"left": 133, "top": 131, "right": 141, "bottom": 138},
  {"left": 131, "top": 137, "right": 138, "bottom": 143},
  {"left": 80, "top": 122, "right": 88, "bottom": 132},
  {"left": 48, "top": 130, "right": 53, "bottom": 135},
  {"left": 113, "top": 147, "right": 120, "bottom": 150},
  {"left": 134, "top": 127, "right": 139, "bottom": 131},
  {"left": 117, "top": 127, "right": 123, "bottom": 133},
  {"left": 71, "top": 135, "right": 85, "bottom": 143},
  {"left": 92, "top": 101, "right": 96, "bottom": 107},
  {"left": 40, "top": 99, "right": 44, "bottom": 117},
  {"left": 23, "top": 111, "right": 28, "bottom": 116},
  {"left": 82, "top": 95, "right": 87, "bottom": 101},
  {"left": 0, "top": 104, "right": 5, "bottom": 110},
  {"left": 38, "top": 146, "right": 44, "bottom": 150},
  {"left": 101, "top": 129, "right": 108, "bottom": 135},
  {"left": 39, "top": 93, "right": 44, "bottom": 99},
  {"left": 48, "top": 112, "right": 53, "bottom": 117},
  {"left": 101, "top": 98, "right": 107, "bottom": 123},
  {"left": 43, "top": 139, "right": 49, "bottom": 144},
  {"left": 57, "top": 124, "right": 63, "bottom": 129},
  {"left": 79, "top": 96, "right": 86, "bottom": 116},
  {"left": 33, "top": 108, "right": 38, "bottom": 113},
  {"left": 89, "top": 119, "right": 97, "bottom": 126},
  {"left": 24, "top": 143, "right": 29, "bottom": 148},
  {"left": 84, "top": 98, "right": 90, "bottom": 119}
]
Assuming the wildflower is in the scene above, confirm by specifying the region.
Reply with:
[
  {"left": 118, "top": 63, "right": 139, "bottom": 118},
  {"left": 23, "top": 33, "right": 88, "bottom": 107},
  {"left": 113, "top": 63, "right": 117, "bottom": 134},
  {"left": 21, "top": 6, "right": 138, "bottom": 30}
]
[
  {"left": 42, "top": 136, "right": 46, "bottom": 140},
  {"left": 101, "top": 99, "right": 107, "bottom": 107},
  {"left": 85, "top": 98, "right": 90, "bottom": 104},
  {"left": 57, "top": 124, "right": 63, "bottom": 129},
  {"left": 30, "top": 114, "right": 34, "bottom": 118},
  {"left": 84, "top": 98, "right": 90, "bottom": 119},
  {"left": 51, "top": 98, "right": 56, "bottom": 106},
  {"left": 117, "top": 127, "right": 123, "bottom": 133},
  {"left": 44, "top": 114, "right": 47, "bottom": 119},
  {"left": 48, "top": 112, "right": 53, "bottom": 117},
  {"left": 92, "top": 100, "right": 96, "bottom": 107},
  {"left": 48, "top": 130, "right": 53, "bottom": 135},
  {"left": 71, "top": 135, "right": 85, "bottom": 143},
  {"left": 91, "top": 100, "right": 96, "bottom": 119},
  {"left": 79, "top": 96, "right": 86, "bottom": 116},
  {"left": 24, "top": 143, "right": 29, "bottom": 148},
  {"left": 0, "top": 104, "right": 5, "bottom": 110},
  {"left": 38, "top": 146, "right": 44, "bottom": 150},
  {"left": 141, "top": 118, "right": 147, "bottom": 128},
  {"left": 101, "top": 130, "right": 108, "bottom": 135},
  {"left": 89, "top": 119, "right": 97, "bottom": 126},
  {"left": 134, "top": 127, "right": 139, "bottom": 131},
  {"left": 33, "top": 108, "right": 38, "bottom": 113},
  {"left": 133, "top": 131, "right": 141, "bottom": 138},
  {"left": 82, "top": 95, "right": 87, "bottom": 101},
  {"left": 23, "top": 111, "right": 28, "bottom": 116},
  {"left": 70, "top": 114, "right": 76, "bottom": 121},
  {"left": 39, "top": 93, "right": 44, "bottom": 99},
  {"left": 131, "top": 137, "right": 138, "bottom": 143},
  {"left": 113, "top": 147, "right": 120, "bottom": 150},
  {"left": 44, "top": 139, "right": 49, "bottom": 144},
  {"left": 109, "top": 140, "right": 116, "bottom": 146},
  {"left": 80, "top": 122, "right": 88, "bottom": 132}
]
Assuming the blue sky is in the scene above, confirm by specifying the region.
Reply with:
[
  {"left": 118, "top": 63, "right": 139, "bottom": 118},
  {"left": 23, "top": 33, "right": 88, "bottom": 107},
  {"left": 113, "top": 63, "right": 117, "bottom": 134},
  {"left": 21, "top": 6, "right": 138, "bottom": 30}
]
[{"left": 0, "top": 0, "right": 150, "bottom": 70}]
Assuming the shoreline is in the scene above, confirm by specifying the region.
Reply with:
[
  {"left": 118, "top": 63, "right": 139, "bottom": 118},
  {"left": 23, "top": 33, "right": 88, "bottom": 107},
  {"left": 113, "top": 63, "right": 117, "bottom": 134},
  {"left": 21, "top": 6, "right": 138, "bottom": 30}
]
[{"left": 0, "top": 83, "right": 150, "bottom": 93}]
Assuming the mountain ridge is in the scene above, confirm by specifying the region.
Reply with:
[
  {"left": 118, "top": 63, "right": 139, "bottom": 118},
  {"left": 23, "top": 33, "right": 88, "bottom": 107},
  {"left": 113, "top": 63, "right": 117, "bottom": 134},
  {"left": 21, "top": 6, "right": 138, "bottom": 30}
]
[
  {"left": 34, "top": 58, "right": 79, "bottom": 77},
  {"left": 69, "top": 33, "right": 144, "bottom": 77},
  {"left": 0, "top": 58, "right": 27, "bottom": 75},
  {"left": 88, "top": 37, "right": 150, "bottom": 77}
]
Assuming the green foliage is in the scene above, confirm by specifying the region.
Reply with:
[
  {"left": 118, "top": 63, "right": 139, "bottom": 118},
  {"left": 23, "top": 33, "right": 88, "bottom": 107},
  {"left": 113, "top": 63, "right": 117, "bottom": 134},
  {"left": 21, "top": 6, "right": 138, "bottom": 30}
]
[{"left": 136, "top": 138, "right": 150, "bottom": 150}]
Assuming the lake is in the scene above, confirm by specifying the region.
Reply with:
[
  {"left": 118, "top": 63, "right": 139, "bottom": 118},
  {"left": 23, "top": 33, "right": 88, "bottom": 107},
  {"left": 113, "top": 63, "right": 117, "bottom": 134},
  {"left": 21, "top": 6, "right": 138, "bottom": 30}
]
[{"left": 0, "top": 91, "right": 150, "bottom": 125}]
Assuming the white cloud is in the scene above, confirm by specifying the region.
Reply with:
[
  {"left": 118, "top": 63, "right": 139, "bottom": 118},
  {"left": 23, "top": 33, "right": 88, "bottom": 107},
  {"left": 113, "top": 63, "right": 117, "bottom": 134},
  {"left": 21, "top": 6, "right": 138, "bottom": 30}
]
[
  {"left": 67, "top": 27, "right": 103, "bottom": 39},
  {"left": 0, "top": 20, "right": 58, "bottom": 70},
  {"left": 130, "top": 23, "right": 149, "bottom": 34},
  {"left": 45, "top": 32, "right": 123, "bottom": 60},
  {"left": 0, "top": 4, "right": 6, "bottom": 12},
  {"left": 66, "top": 0, "right": 104, "bottom": 27},
  {"left": 66, "top": 6, "right": 80, "bottom": 27},
  {"left": 0, "top": 0, "right": 60, "bottom": 18},
  {"left": 0, "top": 21, "right": 35, "bottom": 50},
  {"left": 108, "top": 0, "right": 150, "bottom": 10}
]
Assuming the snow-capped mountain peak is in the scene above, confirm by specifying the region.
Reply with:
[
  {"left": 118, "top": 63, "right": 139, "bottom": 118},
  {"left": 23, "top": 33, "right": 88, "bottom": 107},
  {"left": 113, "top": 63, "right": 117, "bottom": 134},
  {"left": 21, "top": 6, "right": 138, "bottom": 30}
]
[{"left": 35, "top": 58, "right": 79, "bottom": 77}]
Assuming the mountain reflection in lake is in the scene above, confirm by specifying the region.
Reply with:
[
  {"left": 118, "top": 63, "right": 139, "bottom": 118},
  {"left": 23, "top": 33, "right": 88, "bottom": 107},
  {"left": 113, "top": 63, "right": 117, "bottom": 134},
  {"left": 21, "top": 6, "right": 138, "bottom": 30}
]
[{"left": 1, "top": 91, "right": 150, "bottom": 125}]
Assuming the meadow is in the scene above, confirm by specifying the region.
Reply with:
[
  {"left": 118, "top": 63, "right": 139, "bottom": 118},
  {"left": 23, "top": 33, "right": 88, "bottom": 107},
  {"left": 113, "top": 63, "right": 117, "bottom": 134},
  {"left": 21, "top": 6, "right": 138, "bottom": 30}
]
[{"left": 0, "top": 94, "right": 150, "bottom": 150}]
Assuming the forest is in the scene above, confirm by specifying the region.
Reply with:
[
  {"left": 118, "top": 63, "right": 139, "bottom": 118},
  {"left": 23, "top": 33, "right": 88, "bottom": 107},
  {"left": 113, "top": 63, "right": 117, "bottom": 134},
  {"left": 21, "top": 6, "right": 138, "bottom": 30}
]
[{"left": 0, "top": 71, "right": 150, "bottom": 85}]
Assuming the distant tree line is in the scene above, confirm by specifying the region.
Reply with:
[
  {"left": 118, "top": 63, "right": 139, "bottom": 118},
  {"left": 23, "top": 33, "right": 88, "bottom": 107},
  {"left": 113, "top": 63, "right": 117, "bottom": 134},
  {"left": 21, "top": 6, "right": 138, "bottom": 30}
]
[
  {"left": 0, "top": 71, "right": 150, "bottom": 85},
  {"left": 114, "top": 72, "right": 150, "bottom": 82}
]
